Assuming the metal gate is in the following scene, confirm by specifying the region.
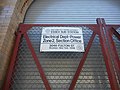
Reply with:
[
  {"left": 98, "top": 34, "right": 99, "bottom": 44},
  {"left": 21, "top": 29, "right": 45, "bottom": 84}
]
[{"left": 3, "top": 18, "right": 120, "bottom": 90}]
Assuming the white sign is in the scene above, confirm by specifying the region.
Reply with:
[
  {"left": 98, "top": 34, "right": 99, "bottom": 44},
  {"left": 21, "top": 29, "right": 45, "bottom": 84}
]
[{"left": 40, "top": 27, "right": 84, "bottom": 52}]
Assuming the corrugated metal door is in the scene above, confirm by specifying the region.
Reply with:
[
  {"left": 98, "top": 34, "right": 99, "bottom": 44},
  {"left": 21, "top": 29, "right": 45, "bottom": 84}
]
[
  {"left": 24, "top": 0, "right": 120, "bottom": 24},
  {"left": 3, "top": 0, "right": 120, "bottom": 90}
]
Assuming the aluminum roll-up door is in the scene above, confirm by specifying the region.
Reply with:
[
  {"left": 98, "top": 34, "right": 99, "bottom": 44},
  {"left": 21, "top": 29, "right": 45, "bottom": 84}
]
[
  {"left": 7, "top": 0, "right": 120, "bottom": 90},
  {"left": 24, "top": 0, "right": 120, "bottom": 24}
]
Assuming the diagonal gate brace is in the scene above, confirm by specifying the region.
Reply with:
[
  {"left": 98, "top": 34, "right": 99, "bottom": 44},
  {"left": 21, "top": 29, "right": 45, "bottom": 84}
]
[
  {"left": 69, "top": 32, "right": 96, "bottom": 90},
  {"left": 24, "top": 33, "right": 51, "bottom": 90}
]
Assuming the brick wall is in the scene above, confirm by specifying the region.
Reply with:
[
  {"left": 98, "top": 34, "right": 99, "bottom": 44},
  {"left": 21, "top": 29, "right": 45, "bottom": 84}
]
[{"left": 0, "top": 0, "right": 33, "bottom": 89}]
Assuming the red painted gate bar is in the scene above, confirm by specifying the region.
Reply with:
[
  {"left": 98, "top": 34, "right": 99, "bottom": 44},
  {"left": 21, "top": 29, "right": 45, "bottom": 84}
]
[
  {"left": 3, "top": 30, "right": 22, "bottom": 90},
  {"left": 103, "top": 19, "right": 120, "bottom": 84},
  {"left": 97, "top": 18, "right": 119, "bottom": 90},
  {"left": 3, "top": 18, "right": 120, "bottom": 90},
  {"left": 24, "top": 33, "right": 51, "bottom": 90},
  {"left": 106, "top": 22, "right": 120, "bottom": 84},
  {"left": 109, "top": 28, "right": 120, "bottom": 84},
  {"left": 69, "top": 32, "right": 96, "bottom": 90},
  {"left": 111, "top": 27, "right": 120, "bottom": 41}
]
